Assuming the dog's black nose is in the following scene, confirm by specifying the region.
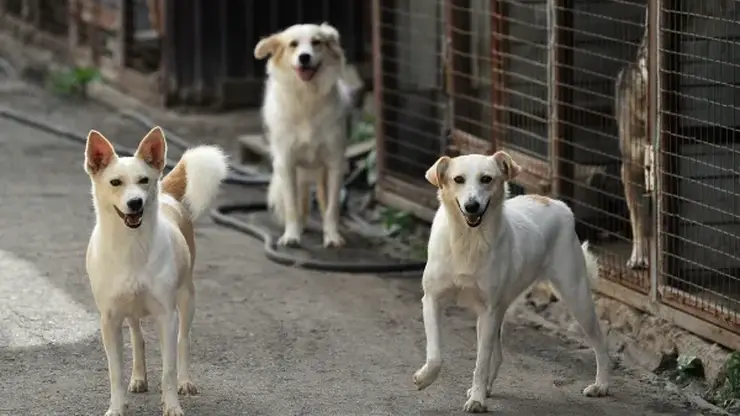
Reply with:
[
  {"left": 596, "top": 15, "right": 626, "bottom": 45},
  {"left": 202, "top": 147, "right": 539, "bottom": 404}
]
[
  {"left": 298, "top": 53, "right": 311, "bottom": 66},
  {"left": 127, "top": 198, "right": 143, "bottom": 212},
  {"left": 464, "top": 201, "right": 480, "bottom": 214}
]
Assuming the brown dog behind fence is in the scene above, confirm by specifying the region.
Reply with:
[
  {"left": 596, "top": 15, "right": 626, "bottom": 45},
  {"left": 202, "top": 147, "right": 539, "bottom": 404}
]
[{"left": 614, "top": 11, "right": 650, "bottom": 271}]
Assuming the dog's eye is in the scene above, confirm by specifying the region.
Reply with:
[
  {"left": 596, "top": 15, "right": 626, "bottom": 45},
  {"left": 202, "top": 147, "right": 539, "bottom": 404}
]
[
  {"left": 109, "top": 179, "right": 122, "bottom": 187},
  {"left": 480, "top": 175, "right": 492, "bottom": 184},
  {"left": 138, "top": 177, "right": 149, "bottom": 185},
  {"left": 289, "top": 40, "right": 298, "bottom": 48},
  {"left": 311, "top": 39, "right": 322, "bottom": 46},
  {"left": 453, "top": 176, "right": 465, "bottom": 184}
]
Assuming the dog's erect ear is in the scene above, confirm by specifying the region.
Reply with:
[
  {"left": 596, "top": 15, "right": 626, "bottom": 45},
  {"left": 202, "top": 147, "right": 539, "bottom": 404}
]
[
  {"left": 85, "top": 130, "right": 117, "bottom": 175},
  {"left": 492, "top": 151, "right": 521, "bottom": 180},
  {"left": 254, "top": 35, "right": 280, "bottom": 60},
  {"left": 319, "top": 22, "right": 344, "bottom": 59},
  {"left": 135, "top": 126, "right": 167, "bottom": 172},
  {"left": 425, "top": 156, "right": 451, "bottom": 188}
]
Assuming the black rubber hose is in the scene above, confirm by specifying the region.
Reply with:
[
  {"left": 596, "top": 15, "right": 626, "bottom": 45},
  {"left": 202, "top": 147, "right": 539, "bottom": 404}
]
[{"left": 0, "top": 106, "right": 426, "bottom": 273}]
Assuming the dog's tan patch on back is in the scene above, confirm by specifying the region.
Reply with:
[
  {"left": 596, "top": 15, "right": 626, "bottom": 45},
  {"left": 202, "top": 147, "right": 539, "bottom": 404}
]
[
  {"left": 526, "top": 194, "right": 551, "bottom": 206},
  {"left": 161, "top": 161, "right": 187, "bottom": 202}
]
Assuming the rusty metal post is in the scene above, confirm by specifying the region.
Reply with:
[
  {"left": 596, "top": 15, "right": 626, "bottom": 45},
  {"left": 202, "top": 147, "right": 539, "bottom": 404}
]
[
  {"left": 547, "top": 0, "right": 573, "bottom": 201},
  {"left": 648, "top": 0, "right": 660, "bottom": 302},
  {"left": 658, "top": 0, "right": 681, "bottom": 301},
  {"left": 372, "top": 0, "right": 386, "bottom": 182}
]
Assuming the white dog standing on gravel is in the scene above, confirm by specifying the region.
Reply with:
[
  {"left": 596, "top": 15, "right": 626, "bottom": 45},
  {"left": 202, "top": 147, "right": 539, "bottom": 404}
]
[
  {"left": 84, "top": 127, "right": 228, "bottom": 416},
  {"left": 254, "top": 22, "right": 353, "bottom": 248},
  {"left": 413, "top": 152, "right": 610, "bottom": 413}
]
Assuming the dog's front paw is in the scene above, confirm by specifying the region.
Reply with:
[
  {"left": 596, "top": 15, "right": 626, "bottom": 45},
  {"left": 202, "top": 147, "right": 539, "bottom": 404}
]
[
  {"left": 413, "top": 363, "right": 440, "bottom": 391},
  {"left": 323, "top": 231, "right": 345, "bottom": 248},
  {"left": 128, "top": 378, "right": 148, "bottom": 393},
  {"left": 626, "top": 254, "right": 648, "bottom": 270},
  {"left": 466, "top": 387, "right": 493, "bottom": 398},
  {"left": 105, "top": 409, "right": 124, "bottom": 416},
  {"left": 277, "top": 232, "right": 301, "bottom": 247},
  {"left": 582, "top": 382, "right": 609, "bottom": 397},
  {"left": 163, "top": 405, "right": 185, "bottom": 416},
  {"left": 462, "top": 397, "right": 488, "bottom": 413},
  {"left": 178, "top": 380, "right": 198, "bottom": 396}
]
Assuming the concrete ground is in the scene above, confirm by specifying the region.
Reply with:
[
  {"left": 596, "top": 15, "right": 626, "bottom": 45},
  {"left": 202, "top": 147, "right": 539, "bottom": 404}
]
[{"left": 0, "top": 82, "right": 703, "bottom": 415}]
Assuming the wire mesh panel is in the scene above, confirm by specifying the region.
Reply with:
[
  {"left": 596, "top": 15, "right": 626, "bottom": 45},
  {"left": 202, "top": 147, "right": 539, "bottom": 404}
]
[
  {"left": 447, "top": 0, "right": 495, "bottom": 155},
  {"left": 659, "top": 0, "right": 740, "bottom": 331},
  {"left": 551, "top": 0, "right": 650, "bottom": 292},
  {"left": 376, "top": 0, "right": 447, "bottom": 202},
  {"left": 499, "top": 0, "right": 549, "bottom": 161}
]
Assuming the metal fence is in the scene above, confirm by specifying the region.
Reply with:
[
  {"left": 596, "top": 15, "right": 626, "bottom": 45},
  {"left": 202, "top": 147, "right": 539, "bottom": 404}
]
[{"left": 373, "top": 0, "right": 740, "bottom": 350}]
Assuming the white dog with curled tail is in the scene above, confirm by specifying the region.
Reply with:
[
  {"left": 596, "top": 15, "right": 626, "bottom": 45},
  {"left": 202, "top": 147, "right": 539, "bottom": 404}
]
[{"left": 413, "top": 152, "right": 610, "bottom": 413}]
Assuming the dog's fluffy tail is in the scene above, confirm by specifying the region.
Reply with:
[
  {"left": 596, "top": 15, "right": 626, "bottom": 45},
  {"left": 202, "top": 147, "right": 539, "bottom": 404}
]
[
  {"left": 161, "top": 145, "right": 229, "bottom": 220},
  {"left": 581, "top": 240, "right": 601, "bottom": 287}
]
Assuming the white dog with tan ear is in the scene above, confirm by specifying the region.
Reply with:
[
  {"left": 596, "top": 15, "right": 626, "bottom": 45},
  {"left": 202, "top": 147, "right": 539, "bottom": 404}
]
[
  {"left": 413, "top": 152, "right": 610, "bottom": 413},
  {"left": 253, "top": 22, "right": 353, "bottom": 248},
  {"left": 84, "top": 127, "right": 228, "bottom": 416}
]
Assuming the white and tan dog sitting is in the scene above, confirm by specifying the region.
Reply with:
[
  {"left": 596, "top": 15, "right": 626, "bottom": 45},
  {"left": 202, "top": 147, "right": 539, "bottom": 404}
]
[
  {"left": 254, "top": 22, "right": 353, "bottom": 248},
  {"left": 413, "top": 152, "right": 610, "bottom": 413},
  {"left": 84, "top": 127, "right": 228, "bottom": 416}
]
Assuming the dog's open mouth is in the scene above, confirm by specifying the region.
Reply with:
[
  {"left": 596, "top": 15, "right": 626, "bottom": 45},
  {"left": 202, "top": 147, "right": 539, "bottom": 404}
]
[
  {"left": 296, "top": 65, "right": 320, "bottom": 81},
  {"left": 458, "top": 202, "right": 489, "bottom": 228},
  {"left": 463, "top": 214, "right": 483, "bottom": 228},
  {"left": 114, "top": 206, "right": 143, "bottom": 229}
]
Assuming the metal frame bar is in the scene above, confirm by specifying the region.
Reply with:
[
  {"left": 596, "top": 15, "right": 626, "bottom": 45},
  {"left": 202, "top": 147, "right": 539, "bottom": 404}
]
[
  {"left": 547, "top": 0, "right": 573, "bottom": 201},
  {"left": 647, "top": 0, "right": 661, "bottom": 302}
]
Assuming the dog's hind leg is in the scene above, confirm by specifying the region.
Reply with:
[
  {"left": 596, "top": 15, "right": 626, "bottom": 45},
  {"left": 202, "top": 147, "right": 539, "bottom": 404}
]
[
  {"left": 127, "top": 317, "right": 148, "bottom": 393},
  {"left": 315, "top": 167, "right": 328, "bottom": 221},
  {"left": 548, "top": 239, "right": 610, "bottom": 397},
  {"left": 159, "top": 310, "right": 184, "bottom": 415},
  {"left": 298, "top": 174, "right": 311, "bottom": 227},
  {"left": 101, "top": 314, "right": 126, "bottom": 416},
  {"left": 176, "top": 281, "right": 198, "bottom": 396}
]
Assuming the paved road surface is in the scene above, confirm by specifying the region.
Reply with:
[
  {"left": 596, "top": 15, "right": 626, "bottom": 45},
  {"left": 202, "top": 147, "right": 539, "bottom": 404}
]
[{"left": 0, "top": 87, "right": 700, "bottom": 415}]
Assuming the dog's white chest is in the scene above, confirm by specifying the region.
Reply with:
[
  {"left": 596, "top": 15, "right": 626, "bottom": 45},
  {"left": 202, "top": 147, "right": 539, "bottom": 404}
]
[
  {"left": 88, "top": 268, "right": 161, "bottom": 318},
  {"left": 294, "top": 130, "right": 324, "bottom": 167}
]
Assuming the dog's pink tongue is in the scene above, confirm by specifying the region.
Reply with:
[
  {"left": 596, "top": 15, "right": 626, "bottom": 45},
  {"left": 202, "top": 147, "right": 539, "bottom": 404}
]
[{"left": 297, "top": 68, "right": 315, "bottom": 81}]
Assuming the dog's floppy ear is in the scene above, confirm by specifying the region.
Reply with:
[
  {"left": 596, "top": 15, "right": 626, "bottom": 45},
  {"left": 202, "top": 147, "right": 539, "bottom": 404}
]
[
  {"left": 254, "top": 35, "right": 280, "bottom": 60},
  {"left": 85, "top": 130, "right": 117, "bottom": 175},
  {"left": 319, "top": 22, "right": 344, "bottom": 59},
  {"left": 425, "top": 156, "right": 451, "bottom": 188},
  {"left": 135, "top": 126, "right": 167, "bottom": 172},
  {"left": 492, "top": 151, "right": 521, "bottom": 180}
]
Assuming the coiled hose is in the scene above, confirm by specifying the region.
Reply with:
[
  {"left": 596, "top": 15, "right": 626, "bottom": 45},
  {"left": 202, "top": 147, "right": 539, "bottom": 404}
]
[{"left": 0, "top": 106, "right": 426, "bottom": 274}]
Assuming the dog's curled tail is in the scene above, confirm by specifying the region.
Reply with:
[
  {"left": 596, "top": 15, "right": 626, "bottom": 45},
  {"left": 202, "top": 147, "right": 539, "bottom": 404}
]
[
  {"left": 161, "top": 145, "right": 229, "bottom": 220},
  {"left": 581, "top": 241, "right": 601, "bottom": 288}
]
